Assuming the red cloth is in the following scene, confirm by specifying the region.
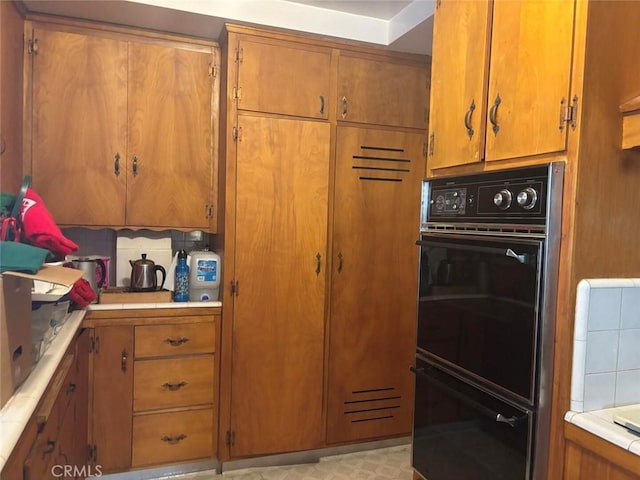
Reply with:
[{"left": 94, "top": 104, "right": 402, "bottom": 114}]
[
  {"left": 69, "top": 278, "right": 96, "bottom": 307},
  {"left": 20, "top": 188, "right": 78, "bottom": 256}
]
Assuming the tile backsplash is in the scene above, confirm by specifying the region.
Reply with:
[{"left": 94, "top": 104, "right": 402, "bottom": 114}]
[
  {"left": 571, "top": 279, "right": 640, "bottom": 412},
  {"left": 61, "top": 228, "right": 217, "bottom": 288}
]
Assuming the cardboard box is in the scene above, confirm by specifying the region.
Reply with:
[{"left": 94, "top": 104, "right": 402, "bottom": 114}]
[{"left": 0, "top": 266, "right": 82, "bottom": 409}]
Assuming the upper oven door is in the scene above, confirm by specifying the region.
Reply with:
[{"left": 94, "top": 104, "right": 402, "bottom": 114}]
[{"left": 417, "top": 233, "right": 543, "bottom": 404}]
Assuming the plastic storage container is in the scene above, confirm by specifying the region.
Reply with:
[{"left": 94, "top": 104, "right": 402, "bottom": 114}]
[
  {"left": 31, "top": 300, "right": 70, "bottom": 364},
  {"left": 189, "top": 248, "right": 220, "bottom": 302}
]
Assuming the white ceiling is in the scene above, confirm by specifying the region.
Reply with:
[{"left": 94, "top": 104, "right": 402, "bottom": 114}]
[{"left": 21, "top": 0, "right": 434, "bottom": 55}]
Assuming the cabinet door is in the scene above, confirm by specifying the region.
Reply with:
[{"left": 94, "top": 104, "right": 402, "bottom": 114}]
[
  {"left": 68, "top": 329, "right": 90, "bottom": 476},
  {"left": 231, "top": 114, "right": 329, "bottom": 457},
  {"left": 337, "top": 54, "right": 430, "bottom": 129},
  {"left": 327, "top": 126, "right": 424, "bottom": 443},
  {"left": 126, "top": 42, "right": 213, "bottom": 228},
  {"left": 0, "top": 0, "right": 23, "bottom": 193},
  {"left": 236, "top": 37, "right": 331, "bottom": 119},
  {"left": 90, "top": 326, "right": 133, "bottom": 473},
  {"left": 31, "top": 28, "right": 127, "bottom": 225},
  {"left": 485, "top": 0, "right": 574, "bottom": 162},
  {"left": 427, "top": 0, "right": 492, "bottom": 170}
]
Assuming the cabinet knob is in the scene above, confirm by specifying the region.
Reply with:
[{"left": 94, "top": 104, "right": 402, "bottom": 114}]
[{"left": 121, "top": 349, "right": 128, "bottom": 372}]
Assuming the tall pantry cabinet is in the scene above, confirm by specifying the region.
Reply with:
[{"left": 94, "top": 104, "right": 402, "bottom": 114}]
[
  {"left": 218, "top": 23, "right": 429, "bottom": 460},
  {"left": 219, "top": 28, "right": 332, "bottom": 458}
]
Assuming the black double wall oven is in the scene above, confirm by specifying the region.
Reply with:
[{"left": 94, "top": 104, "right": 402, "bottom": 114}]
[{"left": 412, "top": 163, "right": 564, "bottom": 480}]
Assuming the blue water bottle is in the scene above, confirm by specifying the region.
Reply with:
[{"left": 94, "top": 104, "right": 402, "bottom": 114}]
[{"left": 174, "top": 250, "right": 189, "bottom": 302}]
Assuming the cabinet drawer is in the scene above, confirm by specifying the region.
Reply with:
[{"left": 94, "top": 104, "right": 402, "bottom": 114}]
[
  {"left": 135, "top": 322, "right": 215, "bottom": 358},
  {"left": 131, "top": 408, "right": 213, "bottom": 467},
  {"left": 134, "top": 355, "right": 214, "bottom": 411}
]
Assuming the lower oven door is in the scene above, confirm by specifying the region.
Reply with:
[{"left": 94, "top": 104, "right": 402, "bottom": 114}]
[{"left": 411, "top": 355, "right": 533, "bottom": 480}]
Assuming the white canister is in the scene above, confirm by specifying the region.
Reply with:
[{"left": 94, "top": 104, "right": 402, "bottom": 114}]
[{"left": 188, "top": 249, "right": 221, "bottom": 301}]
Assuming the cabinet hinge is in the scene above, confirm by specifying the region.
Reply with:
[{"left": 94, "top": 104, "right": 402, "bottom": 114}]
[
  {"left": 208, "top": 64, "right": 217, "bottom": 78},
  {"left": 27, "top": 37, "right": 39, "bottom": 55},
  {"left": 230, "top": 281, "right": 239, "bottom": 296},
  {"left": 232, "top": 86, "right": 243, "bottom": 101},
  {"left": 423, "top": 141, "right": 428, "bottom": 158},
  {"left": 205, "top": 204, "right": 213, "bottom": 219},
  {"left": 559, "top": 95, "right": 579, "bottom": 131},
  {"left": 435, "top": 0, "right": 442, "bottom": 9},
  {"left": 235, "top": 47, "right": 243, "bottom": 64},
  {"left": 428, "top": 132, "right": 435, "bottom": 157},
  {"left": 226, "top": 430, "right": 236, "bottom": 447},
  {"left": 232, "top": 125, "right": 243, "bottom": 143}
]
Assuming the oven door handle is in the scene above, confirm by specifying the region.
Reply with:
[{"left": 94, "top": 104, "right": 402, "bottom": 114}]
[
  {"left": 410, "top": 364, "right": 526, "bottom": 428},
  {"left": 417, "top": 239, "right": 530, "bottom": 264}
]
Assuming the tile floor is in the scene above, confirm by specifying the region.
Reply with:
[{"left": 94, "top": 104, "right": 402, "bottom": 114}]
[{"left": 163, "top": 445, "right": 413, "bottom": 480}]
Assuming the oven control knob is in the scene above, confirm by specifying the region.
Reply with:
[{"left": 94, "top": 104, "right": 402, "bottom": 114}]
[
  {"left": 517, "top": 187, "right": 538, "bottom": 210},
  {"left": 493, "top": 189, "right": 512, "bottom": 210}
]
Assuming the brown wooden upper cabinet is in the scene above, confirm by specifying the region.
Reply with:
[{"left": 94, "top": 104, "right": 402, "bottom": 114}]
[
  {"left": 427, "top": 0, "right": 575, "bottom": 171},
  {"left": 29, "top": 24, "right": 216, "bottom": 229},
  {"left": 0, "top": 0, "right": 24, "bottom": 194},
  {"left": 234, "top": 36, "right": 331, "bottom": 119},
  {"left": 337, "top": 53, "right": 430, "bottom": 129}
]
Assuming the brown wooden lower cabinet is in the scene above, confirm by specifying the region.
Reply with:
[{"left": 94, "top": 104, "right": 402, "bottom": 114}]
[
  {"left": 1, "top": 328, "right": 89, "bottom": 480},
  {"left": 86, "top": 308, "right": 219, "bottom": 475},
  {"left": 564, "top": 422, "right": 640, "bottom": 480}
]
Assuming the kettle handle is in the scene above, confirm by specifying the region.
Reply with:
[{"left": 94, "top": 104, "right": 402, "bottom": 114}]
[
  {"left": 155, "top": 265, "right": 166, "bottom": 290},
  {"left": 95, "top": 258, "right": 107, "bottom": 289}
]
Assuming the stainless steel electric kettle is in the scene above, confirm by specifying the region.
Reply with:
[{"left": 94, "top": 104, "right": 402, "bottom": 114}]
[
  {"left": 129, "top": 253, "right": 166, "bottom": 291},
  {"left": 69, "top": 257, "right": 106, "bottom": 296}
]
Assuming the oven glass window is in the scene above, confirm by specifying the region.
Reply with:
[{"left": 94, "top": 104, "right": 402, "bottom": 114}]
[
  {"left": 412, "top": 356, "right": 531, "bottom": 480},
  {"left": 417, "top": 235, "right": 542, "bottom": 402}
]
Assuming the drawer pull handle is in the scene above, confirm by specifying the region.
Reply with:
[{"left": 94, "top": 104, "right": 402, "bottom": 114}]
[
  {"left": 164, "top": 337, "right": 189, "bottom": 347},
  {"left": 66, "top": 383, "right": 76, "bottom": 395},
  {"left": 162, "top": 381, "right": 188, "bottom": 391},
  {"left": 161, "top": 434, "right": 187, "bottom": 445}
]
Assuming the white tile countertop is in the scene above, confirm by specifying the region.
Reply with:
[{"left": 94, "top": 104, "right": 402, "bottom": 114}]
[
  {"left": 88, "top": 301, "right": 222, "bottom": 311},
  {"left": 565, "top": 406, "right": 640, "bottom": 455},
  {"left": 566, "top": 278, "right": 640, "bottom": 458},
  {"left": 0, "top": 309, "right": 86, "bottom": 473}
]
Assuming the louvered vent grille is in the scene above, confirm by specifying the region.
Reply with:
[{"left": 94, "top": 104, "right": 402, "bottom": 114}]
[
  {"left": 343, "top": 386, "right": 401, "bottom": 423},
  {"left": 352, "top": 144, "right": 412, "bottom": 183}
]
